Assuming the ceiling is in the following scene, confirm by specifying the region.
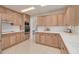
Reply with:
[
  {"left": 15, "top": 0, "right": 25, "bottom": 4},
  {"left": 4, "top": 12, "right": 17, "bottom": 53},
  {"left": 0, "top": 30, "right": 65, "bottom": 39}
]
[{"left": 3, "top": 5, "right": 67, "bottom": 15}]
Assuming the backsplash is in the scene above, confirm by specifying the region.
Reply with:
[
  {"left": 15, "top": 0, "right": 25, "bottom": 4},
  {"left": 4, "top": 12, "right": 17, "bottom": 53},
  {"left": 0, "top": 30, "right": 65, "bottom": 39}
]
[
  {"left": 72, "top": 26, "right": 79, "bottom": 34},
  {"left": 36, "top": 26, "right": 66, "bottom": 32},
  {"left": 2, "top": 23, "right": 20, "bottom": 32},
  {"left": 36, "top": 26, "right": 79, "bottom": 34}
]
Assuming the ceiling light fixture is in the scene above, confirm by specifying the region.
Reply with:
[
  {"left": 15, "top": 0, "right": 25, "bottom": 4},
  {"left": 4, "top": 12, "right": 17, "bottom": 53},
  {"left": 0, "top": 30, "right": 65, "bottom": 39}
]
[{"left": 21, "top": 7, "right": 35, "bottom": 12}]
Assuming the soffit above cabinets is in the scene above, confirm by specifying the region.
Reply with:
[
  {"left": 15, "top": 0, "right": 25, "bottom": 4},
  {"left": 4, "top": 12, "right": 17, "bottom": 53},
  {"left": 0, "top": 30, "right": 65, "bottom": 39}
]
[{"left": 3, "top": 5, "right": 67, "bottom": 15}]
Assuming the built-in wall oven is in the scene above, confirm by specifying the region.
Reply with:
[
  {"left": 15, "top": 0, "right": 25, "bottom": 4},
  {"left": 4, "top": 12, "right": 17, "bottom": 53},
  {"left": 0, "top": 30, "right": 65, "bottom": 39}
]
[{"left": 25, "top": 22, "right": 30, "bottom": 33}]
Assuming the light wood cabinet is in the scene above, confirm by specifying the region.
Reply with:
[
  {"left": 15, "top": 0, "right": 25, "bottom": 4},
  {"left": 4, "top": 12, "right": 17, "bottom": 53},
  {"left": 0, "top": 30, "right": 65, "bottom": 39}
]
[
  {"left": 57, "top": 14, "right": 64, "bottom": 26},
  {"left": 24, "top": 14, "right": 30, "bottom": 22},
  {"left": 39, "top": 33, "right": 46, "bottom": 44},
  {"left": 75, "top": 6, "right": 79, "bottom": 25},
  {"left": 46, "top": 34, "right": 59, "bottom": 48},
  {"left": 37, "top": 16, "right": 46, "bottom": 26},
  {"left": 37, "top": 14, "right": 64, "bottom": 26},
  {"left": 51, "top": 15, "right": 58, "bottom": 26},
  {"left": 20, "top": 32, "right": 26, "bottom": 41},
  {"left": 35, "top": 32, "right": 68, "bottom": 54},
  {"left": 0, "top": 6, "right": 25, "bottom": 26},
  {"left": 35, "top": 33, "right": 59, "bottom": 48},
  {"left": 16, "top": 33, "right": 21, "bottom": 43},
  {"left": 25, "top": 33, "right": 29, "bottom": 40},
  {"left": 59, "top": 37, "right": 69, "bottom": 54},
  {"left": 0, "top": 7, "right": 6, "bottom": 21},
  {"left": 64, "top": 6, "right": 77, "bottom": 26},
  {"left": 6, "top": 9, "right": 14, "bottom": 23},
  {"left": 2, "top": 35, "right": 10, "bottom": 49},
  {"left": 2, "top": 32, "right": 27, "bottom": 50},
  {"left": 45, "top": 15, "right": 52, "bottom": 26},
  {"left": 9, "top": 34, "right": 16, "bottom": 46},
  {"left": 35, "top": 33, "right": 40, "bottom": 43}
]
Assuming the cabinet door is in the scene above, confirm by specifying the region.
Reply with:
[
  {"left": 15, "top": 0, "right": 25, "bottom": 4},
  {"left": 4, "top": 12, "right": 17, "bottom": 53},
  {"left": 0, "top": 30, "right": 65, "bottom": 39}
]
[
  {"left": 2, "top": 35, "right": 10, "bottom": 49},
  {"left": 39, "top": 33, "right": 46, "bottom": 44},
  {"left": 37, "top": 16, "right": 46, "bottom": 26},
  {"left": 46, "top": 15, "right": 52, "bottom": 26},
  {"left": 25, "top": 33, "right": 29, "bottom": 40},
  {"left": 20, "top": 33, "right": 25, "bottom": 41},
  {"left": 6, "top": 9, "right": 14, "bottom": 23},
  {"left": 46, "top": 34, "right": 59, "bottom": 48},
  {"left": 64, "top": 7, "right": 76, "bottom": 26},
  {"left": 0, "top": 7, "right": 6, "bottom": 21},
  {"left": 59, "top": 37, "right": 68, "bottom": 54},
  {"left": 10, "top": 34, "right": 16, "bottom": 46},
  {"left": 57, "top": 14, "right": 64, "bottom": 26},
  {"left": 51, "top": 15, "right": 58, "bottom": 26},
  {"left": 35, "top": 33, "right": 40, "bottom": 43},
  {"left": 75, "top": 6, "right": 79, "bottom": 25},
  {"left": 16, "top": 33, "right": 21, "bottom": 43}
]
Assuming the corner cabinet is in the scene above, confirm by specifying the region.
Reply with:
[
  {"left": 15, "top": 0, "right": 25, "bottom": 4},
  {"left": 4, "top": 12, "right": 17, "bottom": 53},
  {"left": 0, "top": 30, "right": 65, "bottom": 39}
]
[{"left": 35, "top": 32, "right": 69, "bottom": 54}]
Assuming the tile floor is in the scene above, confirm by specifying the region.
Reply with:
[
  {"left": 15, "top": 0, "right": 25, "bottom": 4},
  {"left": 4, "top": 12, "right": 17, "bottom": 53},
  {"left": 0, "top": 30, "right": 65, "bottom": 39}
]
[{"left": 2, "top": 40, "right": 61, "bottom": 54}]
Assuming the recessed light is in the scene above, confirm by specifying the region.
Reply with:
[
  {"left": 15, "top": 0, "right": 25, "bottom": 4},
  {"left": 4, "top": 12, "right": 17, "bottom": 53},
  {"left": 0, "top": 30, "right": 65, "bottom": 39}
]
[{"left": 21, "top": 7, "right": 35, "bottom": 12}]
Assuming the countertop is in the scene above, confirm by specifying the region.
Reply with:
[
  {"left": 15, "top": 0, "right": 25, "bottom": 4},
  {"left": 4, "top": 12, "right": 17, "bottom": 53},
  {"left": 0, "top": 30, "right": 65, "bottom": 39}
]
[
  {"left": 35, "top": 31, "right": 79, "bottom": 54},
  {"left": 2, "top": 31, "right": 24, "bottom": 35}
]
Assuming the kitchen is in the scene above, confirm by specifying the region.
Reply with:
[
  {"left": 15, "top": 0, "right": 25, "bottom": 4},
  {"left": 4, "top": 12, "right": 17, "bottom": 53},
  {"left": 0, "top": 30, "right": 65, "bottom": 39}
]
[{"left": 0, "top": 5, "right": 79, "bottom": 54}]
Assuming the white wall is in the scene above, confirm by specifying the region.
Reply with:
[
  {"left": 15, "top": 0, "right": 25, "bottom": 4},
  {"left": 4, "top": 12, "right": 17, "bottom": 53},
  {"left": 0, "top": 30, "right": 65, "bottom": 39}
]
[{"left": 30, "top": 16, "right": 37, "bottom": 41}]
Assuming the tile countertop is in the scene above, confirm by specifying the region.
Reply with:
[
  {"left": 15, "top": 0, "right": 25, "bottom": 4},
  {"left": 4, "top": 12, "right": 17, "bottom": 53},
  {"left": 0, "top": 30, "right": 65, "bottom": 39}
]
[{"left": 35, "top": 31, "right": 79, "bottom": 54}]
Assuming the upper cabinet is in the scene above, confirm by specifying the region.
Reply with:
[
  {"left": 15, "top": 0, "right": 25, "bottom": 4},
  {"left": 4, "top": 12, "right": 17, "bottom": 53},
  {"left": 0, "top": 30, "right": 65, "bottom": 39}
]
[
  {"left": 37, "top": 6, "right": 79, "bottom": 26},
  {"left": 0, "top": 6, "right": 30, "bottom": 26},
  {"left": 51, "top": 14, "right": 58, "bottom": 26},
  {"left": 64, "top": 6, "right": 77, "bottom": 26},
  {"left": 57, "top": 13, "right": 64, "bottom": 26},
  {"left": 37, "top": 16, "right": 46, "bottom": 26},
  {"left": 37, "top": 12, "right": 64, "bottom": 26},
  {"left": 24, "top": 14, "right": 30, "bottom": 22},
  {"left": 0, "top": 7, "right": 6, "bottom": 20}
]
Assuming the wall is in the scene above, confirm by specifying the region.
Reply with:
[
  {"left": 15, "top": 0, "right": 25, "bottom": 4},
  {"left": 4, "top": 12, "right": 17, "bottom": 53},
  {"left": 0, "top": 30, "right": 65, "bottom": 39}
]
[
  {"left": 30, "top": 16, "right": 37, "bottom": 41},
  {"left": 2, "top": 22, "right": 20, "bottom": 32},
  {"left": 37, "top": 26, "right": 66, "bottom": 32}
]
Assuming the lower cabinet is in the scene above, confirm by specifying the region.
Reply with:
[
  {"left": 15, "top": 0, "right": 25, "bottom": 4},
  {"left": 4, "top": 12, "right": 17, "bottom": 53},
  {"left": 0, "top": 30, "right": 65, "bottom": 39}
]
[
  {"left": 16, "top": 33, "right": 21, "bottom": 43},
  {"left": 20, "top": 33, "right": 25, "bottom": 41},
  {"left": 10, "top": 34, "right": 16, "bottom": 46},
  {"left": 59, "top": 37, "right": 69, "bottom": 54},
  {"left": 35, "top": 33, "right": 59, "bottom": 48},
  {"left": 2, "top": 35, "right": 10, "bottom": 49},
  {"left": 35, "top": 32, "right": 68, "bottom": 54},
  {"left": 2, "top": 32, "right": 26, "bottom": 50},
  {"left": 45, "top": 34, "right": 59, "bottom": 48}
]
